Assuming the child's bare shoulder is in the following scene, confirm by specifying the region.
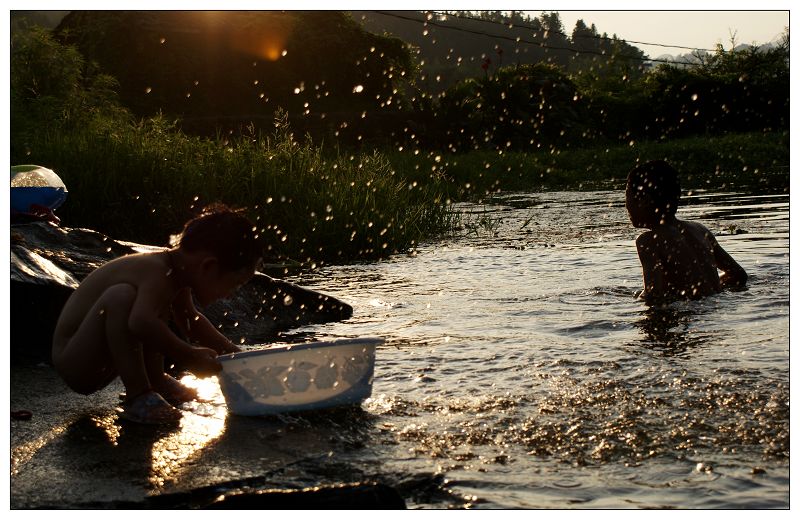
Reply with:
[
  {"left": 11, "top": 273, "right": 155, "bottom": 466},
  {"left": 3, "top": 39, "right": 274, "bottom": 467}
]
[
  {"left": 678, "top": 220, "right": 718, "bottom": 245},
  {"left": 100, "top": 250, "right": 165, "bottom": 270},
  {"left": 634, "top": 229, "right": 657, "bottom": 246},
  {"left": 89, "top": 251, "right": 170, "bottom": 286},
  {"left": 682, "top": 219, "right": 713, "bottom": 235}
]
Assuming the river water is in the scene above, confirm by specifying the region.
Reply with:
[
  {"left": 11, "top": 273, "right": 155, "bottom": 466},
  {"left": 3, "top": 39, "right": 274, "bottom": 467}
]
[{"left": 268, "top": 190, "right": 789, "bottom": 508}]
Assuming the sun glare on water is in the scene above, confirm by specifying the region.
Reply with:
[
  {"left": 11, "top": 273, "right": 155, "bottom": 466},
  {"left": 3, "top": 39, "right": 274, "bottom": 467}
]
[{"left": 147, "top": 375, "right": 227, "bottom": 489}]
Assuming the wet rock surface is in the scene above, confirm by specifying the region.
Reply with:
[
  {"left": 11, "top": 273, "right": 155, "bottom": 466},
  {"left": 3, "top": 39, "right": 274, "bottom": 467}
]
[
  {"left": 10, "top": 222, "right": 353, "bottom": 360},
  {"left": 89, "top": 482, "right": 408, "bottom": 509}
]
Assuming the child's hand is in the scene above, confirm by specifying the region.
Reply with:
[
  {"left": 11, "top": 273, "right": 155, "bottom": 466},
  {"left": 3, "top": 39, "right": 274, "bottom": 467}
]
[
  {"left": 720, "top": 270, "right": 747, "bottom": 289},
  {"left": 187, "top": 346, "right": 222, "bottom": 377},
  {"left": 221, "top": 342, "right": 242, "bottom": 354}
]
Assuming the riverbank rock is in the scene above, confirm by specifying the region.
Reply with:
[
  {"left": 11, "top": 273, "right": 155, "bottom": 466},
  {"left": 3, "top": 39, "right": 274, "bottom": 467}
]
[
  {"left": 10, "top": 222, "right": 352, "bottom": 361},
  {"left": 71, "top": 482, "right": 406, "bottom": 509},
  {"left": 205, "top": 483, "right": 406, "bottom": 509}
]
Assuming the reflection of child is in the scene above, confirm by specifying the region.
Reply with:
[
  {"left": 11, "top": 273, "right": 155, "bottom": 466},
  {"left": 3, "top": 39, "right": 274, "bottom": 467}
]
[
  {"left": 52, "top": 204, "right": 262, "bottom": 424},
  {"left": 625, "top": 160, "right": 747, "bottom": 303}
]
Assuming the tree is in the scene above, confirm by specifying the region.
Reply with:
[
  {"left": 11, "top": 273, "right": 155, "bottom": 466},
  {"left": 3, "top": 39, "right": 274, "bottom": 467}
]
[
  {"left": 642, "top": 36, "right": 789, "bottom": 138},
  {"left": 11, "top": 25, "right": 127, "bottom": 144},
  {"left": 54, "top": 11, "right": 415, "bottom": 138}
]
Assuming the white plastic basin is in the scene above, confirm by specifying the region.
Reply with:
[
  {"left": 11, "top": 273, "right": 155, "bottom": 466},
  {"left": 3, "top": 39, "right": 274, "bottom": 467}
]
[{"left": 217, "top": 337, "right": 383, "bottom": 416}]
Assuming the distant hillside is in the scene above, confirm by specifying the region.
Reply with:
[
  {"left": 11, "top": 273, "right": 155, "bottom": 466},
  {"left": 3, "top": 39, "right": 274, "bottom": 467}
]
[
  {"left": 10, "top": 11, "right": 69, "bottom": 31},
  {"left": 655, "top": 41, "right": 785, "bottom": 66},
  {"left": 53, "top": 11, "right": 414, "bottom": 138},
  {"left": 350, "top": 10, "right": 647, "bottom": 91}
]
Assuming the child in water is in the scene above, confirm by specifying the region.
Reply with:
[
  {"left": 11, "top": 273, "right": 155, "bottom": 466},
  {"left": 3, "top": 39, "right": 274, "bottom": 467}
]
[
  {"left": 52, "top": 204, "right": 262, "bottom": 424},
  {"left": 625, "top": 160, "right": 747, "bottom": 303}
]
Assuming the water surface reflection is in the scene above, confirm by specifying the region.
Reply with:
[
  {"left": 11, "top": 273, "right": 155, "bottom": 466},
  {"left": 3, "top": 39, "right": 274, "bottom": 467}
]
[{"left": 281, "top": 190, "right": 788, "bottom": 508}]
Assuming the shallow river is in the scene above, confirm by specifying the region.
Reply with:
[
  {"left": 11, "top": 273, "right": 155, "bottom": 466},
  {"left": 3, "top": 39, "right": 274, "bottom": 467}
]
[{"left": 269, "top": 190, "right": 789, "bottom": 508}]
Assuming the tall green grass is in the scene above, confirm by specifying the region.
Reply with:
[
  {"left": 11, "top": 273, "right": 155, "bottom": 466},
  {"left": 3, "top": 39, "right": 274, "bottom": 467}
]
[{"left": 23, "top": 112, "right": 455, "bottom": 265}]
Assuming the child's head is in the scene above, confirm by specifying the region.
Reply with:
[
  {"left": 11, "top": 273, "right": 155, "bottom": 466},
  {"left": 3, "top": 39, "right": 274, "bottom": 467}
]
[
  {"left": 625, "top": 160, "right": 681, "bottom": 229},
  {"left": 175, "top": 204, "right": 262, "bottom": 305},
  {"left": 177, "top": 203, "right": 262, "bottom": 271}
]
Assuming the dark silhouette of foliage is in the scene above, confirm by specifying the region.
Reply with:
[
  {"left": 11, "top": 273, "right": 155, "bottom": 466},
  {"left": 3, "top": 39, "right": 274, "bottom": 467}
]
[
  {"left": 10, "top": 26, "right": 129, "bottom": 157},
  {"left": 431, "top": 63, "right": 584, "bottom": 152},
  {"left": 641, "top": 41, "right": 790, "bottom": 138},
  {"left": 13, "top": 10, "right": 789, "bottom": 154},
  {"left": 54, "top": 11, "right": 414, "bottom": 140},
  {"left": 352, "top": 10, "right": 646, "bottom": 92}
]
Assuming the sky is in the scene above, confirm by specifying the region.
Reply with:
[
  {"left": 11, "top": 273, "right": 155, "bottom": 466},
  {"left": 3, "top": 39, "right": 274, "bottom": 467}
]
[
  {"left": 6, "top": 2, "right": 790, "bottom": 58},
  {"left": 554, "top": 10, "right": 789, "bottom": 58}
]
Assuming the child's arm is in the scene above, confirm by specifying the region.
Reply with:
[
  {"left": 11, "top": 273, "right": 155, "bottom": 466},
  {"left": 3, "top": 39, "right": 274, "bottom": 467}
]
[
  {"left": 171, "top": 289, "right": 241, "bottom": 354},
  {"left": 128, "top": 281, "right": 222, "bottom": 376},
  {"left": 710, "top": 236, "right": 748, "bottom": 289},
  {"left": 635, "top": 234, "right": 665, "bottom": 301}
]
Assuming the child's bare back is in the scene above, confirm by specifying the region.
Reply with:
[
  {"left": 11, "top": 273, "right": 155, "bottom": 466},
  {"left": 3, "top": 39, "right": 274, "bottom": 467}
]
[
  {"left": 53, "top": 251, "right": 193, "bottom": 393},
  {"left": 635, "top": 219, "right": 724, "bottom": 301},
  {"left": 53, "top": 252, "right": 174, "bottom": 345}
]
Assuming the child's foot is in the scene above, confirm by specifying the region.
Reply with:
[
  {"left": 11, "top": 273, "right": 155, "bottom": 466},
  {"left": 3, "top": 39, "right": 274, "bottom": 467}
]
[
  {"left": 117, "top": 390, "right": 183, "bottom": 424},
  {"left": 118, "top": 376, "right": 200, "bottom": 406},
  {"left": 153, "top": 375, "right": 199, "bottom": 407}
]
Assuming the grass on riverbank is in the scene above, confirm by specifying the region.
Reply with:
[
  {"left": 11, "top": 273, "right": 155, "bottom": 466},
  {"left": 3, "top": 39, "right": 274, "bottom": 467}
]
[
  {"left": 387, "top": 131, "right": 790, "bottom": 201},
  {"left": 17, "top": 118, "right": 789, "bottom": 265},
  {"left": 20, "top": 113, "right": 455, "bottom": 264}
]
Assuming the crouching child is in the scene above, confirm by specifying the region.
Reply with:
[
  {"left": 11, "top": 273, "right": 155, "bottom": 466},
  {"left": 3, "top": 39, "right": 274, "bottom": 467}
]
[{"left": 52, "top": 204, "right": 262, "bottom": 423}]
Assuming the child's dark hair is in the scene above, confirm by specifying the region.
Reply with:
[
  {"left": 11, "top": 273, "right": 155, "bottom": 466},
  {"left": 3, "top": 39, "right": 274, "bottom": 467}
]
[
  {"left": 626, "top": 160, "right": 681, "bottom": 217},
  {"left": 178, "top": 204, "right": 262, "bottom": 271}
]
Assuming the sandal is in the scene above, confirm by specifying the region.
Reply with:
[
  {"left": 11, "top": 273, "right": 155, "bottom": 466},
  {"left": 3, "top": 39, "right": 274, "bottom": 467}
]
[
  {"left": 154, "top": 375, "right": 199, "bottom": 406},
  {"left": 119, "top": 376, "right": 199, "bottom": 407},
  {"left": 117, "top": 390, "right": 183, "bottom": 424}
]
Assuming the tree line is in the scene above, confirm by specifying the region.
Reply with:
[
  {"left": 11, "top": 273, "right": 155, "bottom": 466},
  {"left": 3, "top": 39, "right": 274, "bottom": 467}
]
[{"left": 12, "top": 10, "right": 790, "bottom": 155}]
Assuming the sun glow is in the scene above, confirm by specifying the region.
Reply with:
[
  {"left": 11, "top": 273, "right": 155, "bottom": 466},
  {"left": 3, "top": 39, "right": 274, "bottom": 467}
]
[{"left": 230, "top": 31, "right": 289, "bottom": 62}]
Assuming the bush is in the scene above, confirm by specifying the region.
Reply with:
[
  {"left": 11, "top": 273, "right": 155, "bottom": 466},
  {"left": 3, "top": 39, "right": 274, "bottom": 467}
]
[
  {"left": 10, "top": 26, "right": 454, "bottom": 265},
  {"left": 433, "top": 63, "right": 585, "bottom": 152},
  {"left": 642, "top": 43, "right": 790, "bottom": 139}
]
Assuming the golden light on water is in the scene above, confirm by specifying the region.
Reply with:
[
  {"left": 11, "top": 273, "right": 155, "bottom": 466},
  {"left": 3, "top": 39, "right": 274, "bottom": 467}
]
[
  {"left": 92, "top": 413, "right": 122, "bottom": 445},
  {"left": 11, "top": 376, "right": 228, "bottom": 489},
  {"left": 147, "top": 375, "right": 227, "bottom": 489}
]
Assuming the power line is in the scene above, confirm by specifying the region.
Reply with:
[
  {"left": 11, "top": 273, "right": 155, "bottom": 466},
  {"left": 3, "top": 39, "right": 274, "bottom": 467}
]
[
  {"left": 370, "top": 10, "right": 708, "bottom": 67},
  {"left": 429, "top": 10, "right": 719, "bottom": 53}
]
